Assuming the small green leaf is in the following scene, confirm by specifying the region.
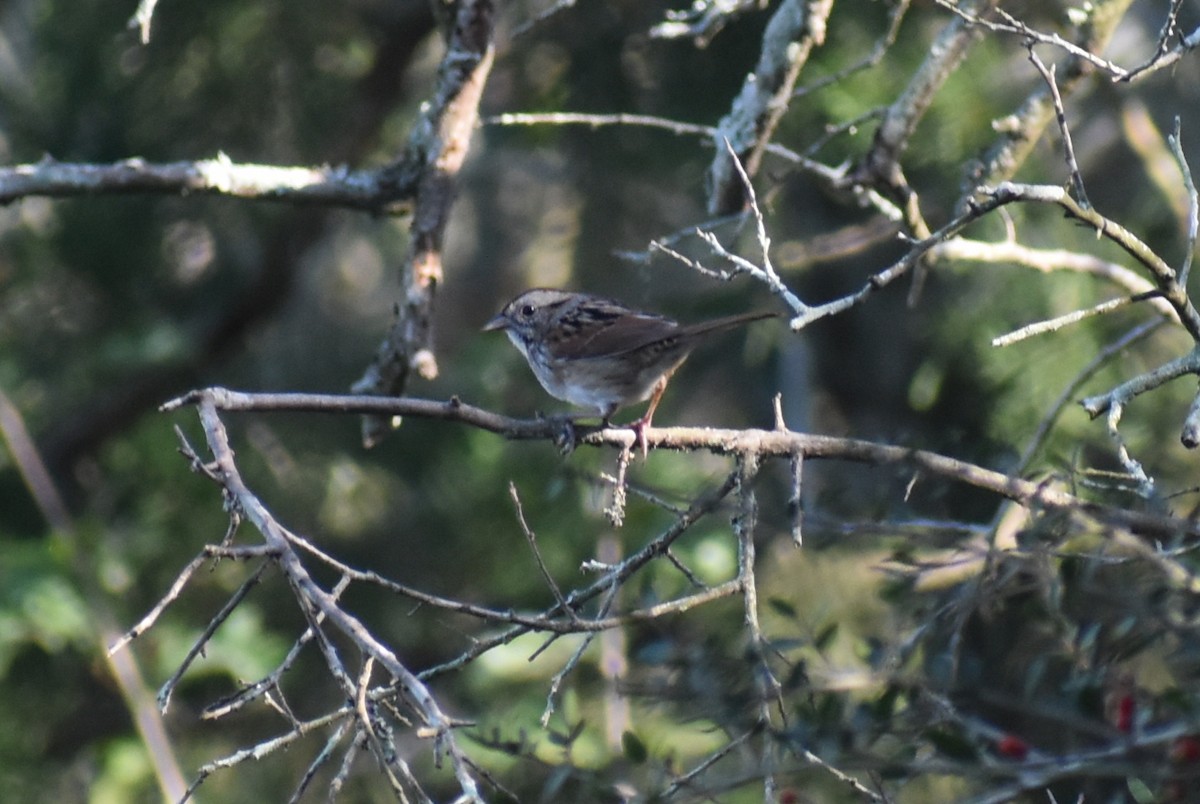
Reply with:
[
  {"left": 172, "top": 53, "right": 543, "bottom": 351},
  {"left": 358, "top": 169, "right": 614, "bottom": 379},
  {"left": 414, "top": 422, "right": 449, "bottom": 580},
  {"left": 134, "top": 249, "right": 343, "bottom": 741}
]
[
  {"left": 547, "top": 720, "right": 585, "bottom": 747},
  {"left": 926, "top": 728, "right": 978, "bottom": 761},
  {"left": 768, "top": 597, "right": 798, "bottom": 619},
  {"left": 878, "top": 577, "right": 914, "bottom": 602},
  {"left": 1127, "top": 777, "right": 1155, "bottom": 803},
  {"left": 872, "top": 684, "right": 903, "bottom": 722},
  {"left": 1159, "top": 687, "right": 1196, "bottom": 714},
  {"left": 814, "top": 693, "right": 844, "bottom": 726},
  {"left": 1077, "top": 685, "right": 1105, "bottom": 719},
  {"left": 814, "top": 622, "right": 839, "bottom": 652},
  {"left": 621, "top": 731, "right": 648, "bottom": 764},
  {"left": 783, "top": 660, "right": 809, "bottom": 690}
]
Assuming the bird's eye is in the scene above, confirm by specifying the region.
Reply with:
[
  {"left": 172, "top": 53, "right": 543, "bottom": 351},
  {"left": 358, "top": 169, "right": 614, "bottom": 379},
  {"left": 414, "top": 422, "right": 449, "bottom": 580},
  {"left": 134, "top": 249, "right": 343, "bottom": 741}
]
[{"left": 520, "top": 304, "right": 535, "bottom": 318}]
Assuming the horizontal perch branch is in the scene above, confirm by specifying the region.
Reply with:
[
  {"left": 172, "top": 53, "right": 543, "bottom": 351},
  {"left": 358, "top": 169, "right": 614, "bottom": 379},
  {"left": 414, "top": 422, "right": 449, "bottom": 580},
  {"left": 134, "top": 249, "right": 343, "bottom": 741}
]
[{"left": 163, "top": 387, "right": 1198, "bottom": 540}]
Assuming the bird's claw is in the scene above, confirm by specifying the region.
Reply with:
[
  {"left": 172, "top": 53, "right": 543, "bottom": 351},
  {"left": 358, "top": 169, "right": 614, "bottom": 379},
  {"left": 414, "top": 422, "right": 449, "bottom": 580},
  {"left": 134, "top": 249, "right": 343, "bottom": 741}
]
[
  {"left": 629, "top": 418, "right": 650, "bottom": 460},
  {"left": 551, "top": 416, "right": 578, "bottom": 455}
]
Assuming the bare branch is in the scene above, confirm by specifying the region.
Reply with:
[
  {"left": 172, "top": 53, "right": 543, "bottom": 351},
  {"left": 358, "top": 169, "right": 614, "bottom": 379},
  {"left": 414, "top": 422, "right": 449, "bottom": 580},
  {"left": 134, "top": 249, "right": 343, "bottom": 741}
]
[
  {"left": 1027, "top": 47, "right": 1090, "bottom": 208},
  {"left": 352, "top": 0, "right": 496, "bottom": 448},
  {"left": 930, "top": 238, "right": 1177, "bottom": 321},
  {"left": 419, "top": 473, "right": 740, "bottom": 680},
  {"left": 661, "top": 727, "right": 758, "bottom": 799},
  {"left": 512, "top": 0, "right": 578, "bottom": 39},
  {"left": 708, "top": 0, "right": 833, "bottom": 214},
  {"left": 509, "top": 482, "right": 577, "bottom": 622},
  {"left": 1082, "top": 349, "right": 1200, "bottom": 420},
  {"left": 188, "top": 396, "right": 484, "bottom": 800},
  {"left": 485, "top": 110, "right": 844, "bottom": 184},
  {"left": 957, "top": 0, "right": 1137, "bottom": 203},
  {"left": 156, "top": 564, "right": 268, "bottom": 715},
  {"left": 202, "top": 576, "right": 352, "bottom": 721},
  {"left": 181, "top": 709, "right": 352, "bottom": 803},
  {"left": 794, "top": 0, "right": 912, "bottom": 100},
  {"left": 287, "top": 720, "right": 354, "bottom": 804},
  {"left": 981, "top": 182, "right": 1200, "bottom": 340},
  {"left": 731, "top": 451, "right": 785, "bottom": 796},
  {"left": 991, "top": 292, "right": 1157, "bottom": 348},
  {"left": 1168, "top": 118, "right": 1199, "bottom": 287},
  {"left": 651, "top": 0, "right": 769, "bottom": 46},
  {"left": 1120, "top": 0, "right": 1200, "bottom": 83},
  {"left": 540, "top": 583, "right": 618, "bottom": 727},
  {"left": 934, "top": 0, "right": 1130, "bottom": 79},
  {"left": 858, "top": 0, "right": 998, "bottom": 217},
  {"left": 688, "top": 140, "right": 809, "bottom": 314},
  {"left": 165, "top": 387, "right": 1200, "bottom": 541},
  {"left": 0, "top": 155, "right": 409, "bottom": 211},
  {"left": 128, "top": 0, "right": 161, "bottom": 44},
  {"left": 1016, "top": 321, "right": 1165, "bottom": 474}
]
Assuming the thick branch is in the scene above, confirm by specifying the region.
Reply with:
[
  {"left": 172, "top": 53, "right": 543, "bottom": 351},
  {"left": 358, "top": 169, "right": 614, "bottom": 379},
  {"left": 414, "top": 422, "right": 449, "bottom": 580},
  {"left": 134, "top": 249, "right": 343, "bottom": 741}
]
[
  {"left": 353, "top": 0, "right": 496, "bottom": 447},
  {"left": 708, "top": 0, "right": 833, "bottom": 214},
  {"left": 856, "top": 0, "right": 999, "bottom": 202},
  {"left": 0, "top": 156, "right": 411, "bottom": 211}
]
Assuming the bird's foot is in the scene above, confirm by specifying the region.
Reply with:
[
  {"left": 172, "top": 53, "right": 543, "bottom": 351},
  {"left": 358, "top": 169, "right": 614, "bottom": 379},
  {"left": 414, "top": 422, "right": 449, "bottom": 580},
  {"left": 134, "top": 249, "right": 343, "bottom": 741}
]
[
  {"left": 628, "top": 416, "right": 651, "bottom": 460},
  {"left": 551, "top": 416, "right": 579, "bottom": 455}
]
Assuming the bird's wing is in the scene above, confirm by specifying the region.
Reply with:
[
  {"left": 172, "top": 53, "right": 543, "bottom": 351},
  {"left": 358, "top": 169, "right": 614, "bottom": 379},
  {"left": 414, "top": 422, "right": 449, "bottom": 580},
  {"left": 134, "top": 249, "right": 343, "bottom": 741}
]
[{"left": 554, "top": 312, "right": 681, "bottom": 360}]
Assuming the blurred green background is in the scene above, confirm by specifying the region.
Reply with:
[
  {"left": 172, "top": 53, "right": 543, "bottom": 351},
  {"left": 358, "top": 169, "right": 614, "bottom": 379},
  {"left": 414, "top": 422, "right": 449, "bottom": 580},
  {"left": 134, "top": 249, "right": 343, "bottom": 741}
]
[{"left": 4, "top": 0, "right": 1200, "bottom": 801}]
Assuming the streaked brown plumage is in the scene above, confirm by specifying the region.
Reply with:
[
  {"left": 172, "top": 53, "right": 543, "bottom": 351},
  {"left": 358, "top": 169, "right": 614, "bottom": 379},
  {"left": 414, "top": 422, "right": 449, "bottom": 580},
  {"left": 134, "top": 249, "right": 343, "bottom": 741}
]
[{"left": 483, "top": 288, "right": 775, "bottom": 453}]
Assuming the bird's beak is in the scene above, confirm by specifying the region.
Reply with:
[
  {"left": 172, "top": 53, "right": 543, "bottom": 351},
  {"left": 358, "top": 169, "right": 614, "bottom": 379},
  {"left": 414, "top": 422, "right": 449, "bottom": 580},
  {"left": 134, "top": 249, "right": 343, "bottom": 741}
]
[{"left": 482, "top": 313, "right": 509, "bottom": 332}]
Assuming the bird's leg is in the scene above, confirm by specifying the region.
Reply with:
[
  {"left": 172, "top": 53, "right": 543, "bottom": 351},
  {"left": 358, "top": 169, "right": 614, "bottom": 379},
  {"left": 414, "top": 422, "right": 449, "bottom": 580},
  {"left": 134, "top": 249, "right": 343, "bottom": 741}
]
[{"left": 629, "top": 372, "right": 674, "bottom": 459}]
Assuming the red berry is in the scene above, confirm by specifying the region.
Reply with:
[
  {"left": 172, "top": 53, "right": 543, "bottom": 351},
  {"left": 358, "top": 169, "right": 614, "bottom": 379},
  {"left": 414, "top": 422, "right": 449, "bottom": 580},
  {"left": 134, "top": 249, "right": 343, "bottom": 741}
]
[
  {"left": 1116, "top": 694, "right": 1135, "bottom": 733},
  {"left": 996, "top": 734, "right": 1029, "bottom": 760},
  {"left": 1171, "top": 736, "right": 1200, "bottom": 763}
]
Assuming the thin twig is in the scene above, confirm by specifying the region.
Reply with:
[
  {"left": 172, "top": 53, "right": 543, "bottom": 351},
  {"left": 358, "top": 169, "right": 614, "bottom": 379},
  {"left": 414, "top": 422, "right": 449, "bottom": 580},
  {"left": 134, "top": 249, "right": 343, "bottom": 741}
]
[
  {"left": 203, "top": 575, "right": 352, "bottom": 720},
  {"left": 540, "top": 585, "right": 619, "bottom": 727},
  {"left": 933, "top": 0, "right": 1129, "bottom": 79},
  {"left": 1168, "top": 117, "right": 1198, "bottom": 287},
  {"left": 509, "top": 482, "right": 578, "bottom": 622},
  {"left": 181, "top": 710, "right": 352, "bottom": 803},
  {"left": 794, "top": 0, "right": 912, "bottom": 99},
  {"left": 930, "top": 238, "right": 1177, "bottom": 321},
  {"left": 484, "top": 111, "right": 842, "bottom": 183},
  {"left": 189, "top": 398, "right": 484, "bottom": 799},
  {"left": 157, "top": 562, "right": 272, "bottom": 712},
  {"left": 774, "top": 393, "right": 804, "bottom": 547},
  {"left": 108, "top": 547, "right": 254, "bottom": 656},
  {"left": 1122, "top": 1, "right": 1197, "bottom": 82},
  {"left": 982, "top": 182, "right": 1200, "bottom": 340},
  {"left": 511, "top": 0, "right": 577, "bottom": 38},
  {"left": 604, "top": 446, "right": 631, "bottom": 527},
  {"left": 286, "top": 720, "right": 351, "bottom": 804},
  {"left": 1015, "top": 320, "right": 1164, "bottom": 474},
  {"left": 792, "top": 744, "right": 888, "bottom": 802},
  {"left": 660, "top": 727, "right": 758, "bottom": 798},
  {"left": 991, "top": 292, "right": 1158, "bottom": 348},
  {"left": 419, "top": 473, "right": 742, "bottom": 680},
  {"left": 1027, "top": 47, "right": 1090, "bottom": 208}
]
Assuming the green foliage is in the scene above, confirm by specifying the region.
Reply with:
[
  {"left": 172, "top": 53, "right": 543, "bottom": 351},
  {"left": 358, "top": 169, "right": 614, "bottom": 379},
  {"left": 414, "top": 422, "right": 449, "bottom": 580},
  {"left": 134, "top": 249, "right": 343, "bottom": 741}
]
[{"left": 0, "top": 541, "right": 91, "bottom": 673}]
